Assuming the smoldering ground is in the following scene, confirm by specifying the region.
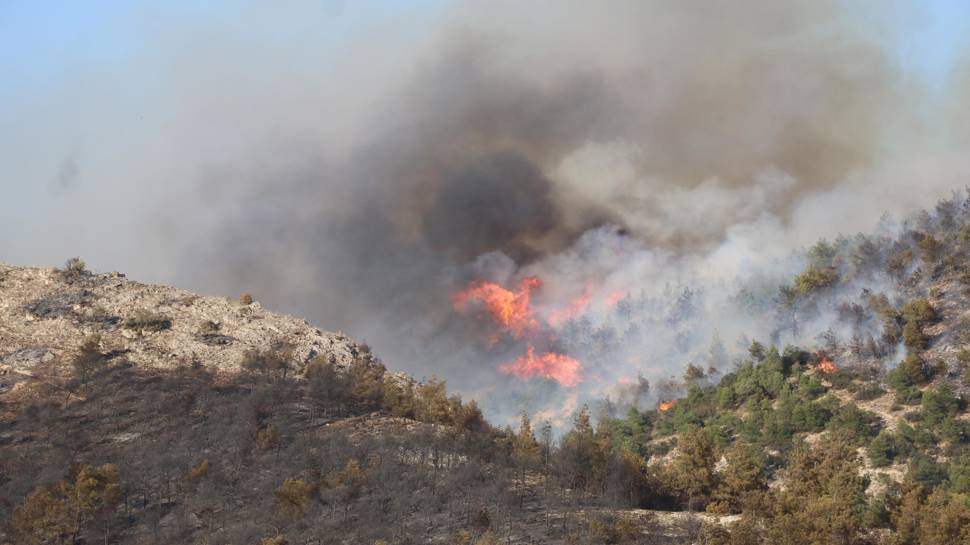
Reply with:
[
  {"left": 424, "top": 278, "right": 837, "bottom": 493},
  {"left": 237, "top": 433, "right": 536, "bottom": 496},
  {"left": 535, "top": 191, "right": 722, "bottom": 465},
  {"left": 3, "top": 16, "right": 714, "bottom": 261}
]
[{"left": 4, "top": 1, "right": 970, "bottom": 425}]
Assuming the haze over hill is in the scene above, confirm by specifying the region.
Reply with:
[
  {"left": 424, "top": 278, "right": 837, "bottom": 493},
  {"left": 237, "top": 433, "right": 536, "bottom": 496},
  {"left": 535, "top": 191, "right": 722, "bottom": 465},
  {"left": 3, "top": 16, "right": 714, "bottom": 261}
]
[
  {"left": 4, "top": 2, "right": 970, "bottom": 425},
  {"left": 5, "top": 188, "right": 970, "bottom": 543}
]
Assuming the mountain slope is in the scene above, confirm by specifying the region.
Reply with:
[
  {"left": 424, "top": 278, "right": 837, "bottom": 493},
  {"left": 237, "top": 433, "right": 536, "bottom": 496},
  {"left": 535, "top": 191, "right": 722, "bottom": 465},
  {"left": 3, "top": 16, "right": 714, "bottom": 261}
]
[{"left": 5, "top": 192, "right": 970, "bottom": 545}]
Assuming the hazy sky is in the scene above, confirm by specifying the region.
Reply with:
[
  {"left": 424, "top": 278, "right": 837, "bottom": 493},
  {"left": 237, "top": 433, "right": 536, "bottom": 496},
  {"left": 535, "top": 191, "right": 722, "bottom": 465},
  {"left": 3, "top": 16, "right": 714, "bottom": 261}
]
[
  {"left": 4, "top": 2, "right": 970, "bottom": 423},
  {"left": 2, "top": 1, "right": 969, "bottom": 275}
]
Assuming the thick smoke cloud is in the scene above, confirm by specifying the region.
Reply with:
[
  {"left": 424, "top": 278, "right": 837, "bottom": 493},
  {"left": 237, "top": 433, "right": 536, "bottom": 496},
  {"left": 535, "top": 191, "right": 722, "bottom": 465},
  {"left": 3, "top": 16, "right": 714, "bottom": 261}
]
[{"left": 3, "top": 2, "right": 969, "bottom": 424}]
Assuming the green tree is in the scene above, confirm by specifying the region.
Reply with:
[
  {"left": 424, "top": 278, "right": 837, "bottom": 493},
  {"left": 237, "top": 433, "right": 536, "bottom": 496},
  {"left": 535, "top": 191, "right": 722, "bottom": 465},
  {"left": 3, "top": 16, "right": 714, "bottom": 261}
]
[
  {"left": 711, "top": 440, "right": 767, "bottom": 514},
  {"left": 767, "top": 435, "right": 869, "bottom": 545},
  {"left": 11, "top": 464, "right": 121, "bottom": 545},
  {"left": 672, "top": 426, "right": 717, "bottom": 511}
]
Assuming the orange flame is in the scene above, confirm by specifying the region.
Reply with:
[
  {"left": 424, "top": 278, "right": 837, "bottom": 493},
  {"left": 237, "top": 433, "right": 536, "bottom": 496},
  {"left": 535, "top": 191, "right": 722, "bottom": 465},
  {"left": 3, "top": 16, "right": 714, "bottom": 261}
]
[
  {"left": 605, "top": 290, "right": 626, "bottom": 307},
  {"left": 817, "top": 357, "right": 836, "bottom": 374},
  {"left": 658, "top": 400, "right": 676, "bottom": 412},
  {"left": 454, "top": 276, "right": 584, "bottom": 387},
  {"left": 498, "top": 344, "right": 582, "bottom": 387},
  {"left": 547, "top": 285, "right": 593, "bottom": 326},
  {"left": 453, "top": 276, "right": 540, "bottom": 338}
]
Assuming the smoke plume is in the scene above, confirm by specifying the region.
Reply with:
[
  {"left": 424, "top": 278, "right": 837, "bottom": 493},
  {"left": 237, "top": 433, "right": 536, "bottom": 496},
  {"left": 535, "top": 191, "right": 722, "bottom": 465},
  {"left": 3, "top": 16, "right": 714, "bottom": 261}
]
[{"left": 3, "top": 1, "right": 970, "bottom": 425}]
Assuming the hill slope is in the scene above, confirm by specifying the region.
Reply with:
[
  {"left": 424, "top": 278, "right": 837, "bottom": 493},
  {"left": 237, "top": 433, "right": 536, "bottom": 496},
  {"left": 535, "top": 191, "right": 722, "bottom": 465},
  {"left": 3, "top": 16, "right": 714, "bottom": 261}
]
[
  {"left": 5, "top": 192, "right": 970, "bottom": 544},
  {"left": 1, "top": 262, "right": 726, "bottom": 545}
]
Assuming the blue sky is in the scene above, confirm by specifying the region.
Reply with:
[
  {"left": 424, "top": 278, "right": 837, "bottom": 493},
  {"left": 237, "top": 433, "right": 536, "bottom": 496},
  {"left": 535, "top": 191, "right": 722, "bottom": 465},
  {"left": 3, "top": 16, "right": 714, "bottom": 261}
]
[
  {"left": 1, "top": 1, "right": 969, "bottom": 273},
  {"left": 2, "top": 1, "right": 969, "bottom": 96},
  {"left": 0, "top": 1, "right": 451, "bottom": 112},
  {"left": 893, "top": 0, "right": 970, "bottom": 88}
]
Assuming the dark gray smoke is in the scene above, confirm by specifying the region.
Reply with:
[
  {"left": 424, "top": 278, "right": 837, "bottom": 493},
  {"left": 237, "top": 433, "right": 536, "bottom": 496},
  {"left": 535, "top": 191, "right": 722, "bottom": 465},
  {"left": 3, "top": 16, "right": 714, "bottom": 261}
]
[{"left": 4, "top": 1, "right": 969, "bottom": 425}]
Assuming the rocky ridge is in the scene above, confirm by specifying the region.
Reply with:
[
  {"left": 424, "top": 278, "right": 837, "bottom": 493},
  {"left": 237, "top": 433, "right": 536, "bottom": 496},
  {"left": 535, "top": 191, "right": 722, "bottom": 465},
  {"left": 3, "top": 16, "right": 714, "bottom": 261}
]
[{"left": 0, "top": 262, "right": 364, "bottom": 380}]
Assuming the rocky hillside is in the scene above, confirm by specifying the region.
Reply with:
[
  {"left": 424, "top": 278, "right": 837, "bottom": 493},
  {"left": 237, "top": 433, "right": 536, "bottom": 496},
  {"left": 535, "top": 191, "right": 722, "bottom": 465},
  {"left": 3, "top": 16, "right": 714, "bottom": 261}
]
[
  {"left": 5, "top": 192, "right": 970, "bottom": 545},
  {"left": 1, "top": 261, "right": 728, "bottom": 545},
  {"left": 0, "top": 262, "right": 364, "bottom": 377}
]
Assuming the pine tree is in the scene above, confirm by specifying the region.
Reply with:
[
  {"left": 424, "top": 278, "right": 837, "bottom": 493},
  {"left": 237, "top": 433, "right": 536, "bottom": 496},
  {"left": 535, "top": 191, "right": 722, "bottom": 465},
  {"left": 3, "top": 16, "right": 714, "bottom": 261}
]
[{"left": 672, "top": 427, "right": 717, "bottom": 511}]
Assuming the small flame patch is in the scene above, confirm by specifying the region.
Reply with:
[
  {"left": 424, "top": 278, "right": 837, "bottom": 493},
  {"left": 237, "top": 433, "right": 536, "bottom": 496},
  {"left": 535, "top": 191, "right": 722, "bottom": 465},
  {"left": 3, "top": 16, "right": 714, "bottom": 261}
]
[
  {"left": 498, "top": 344, "right": 582, "bottom": 387},
  {"left": 453, "top": 276, "right": 540, "bottom": 339},
  {"left": 817, "top": 357, "right": 836, "bottom": 374},
  {"left": 658, "top": 400, "right": 676, "bottom": 412},
  {"left": 453, "top": 275, "right": 584, "bottom": 387}
]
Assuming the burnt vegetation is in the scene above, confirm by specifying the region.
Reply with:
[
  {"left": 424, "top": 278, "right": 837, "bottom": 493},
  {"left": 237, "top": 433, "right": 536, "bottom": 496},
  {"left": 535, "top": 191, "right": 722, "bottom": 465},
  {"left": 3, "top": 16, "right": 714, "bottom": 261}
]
[{"left": 7, "top": 192, "right": 970, "bottom": 543}]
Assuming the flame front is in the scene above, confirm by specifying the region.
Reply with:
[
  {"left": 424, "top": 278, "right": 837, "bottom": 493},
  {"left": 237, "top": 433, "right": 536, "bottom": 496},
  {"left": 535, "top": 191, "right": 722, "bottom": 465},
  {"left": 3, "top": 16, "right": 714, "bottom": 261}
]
[
  {"left": 658, "top": 400, "right": 676, "bottom": 412},
  {"left": 453, "top": 276, "right": 540, "bottom": 338},
  {"left": 817, "top": 357, "right": 836, "bottom": 374},
  {"left": 498, "top": 344, "right": 582, "bottom": 387},
  {"left": 547, "top": 285, "right": 593, "bottom": 326},
  {"left": 453, "top": 275, "right": 584, "bottom": 387},
  {"left": 604, "top": 290, "right": 626, "bottom": 307}
]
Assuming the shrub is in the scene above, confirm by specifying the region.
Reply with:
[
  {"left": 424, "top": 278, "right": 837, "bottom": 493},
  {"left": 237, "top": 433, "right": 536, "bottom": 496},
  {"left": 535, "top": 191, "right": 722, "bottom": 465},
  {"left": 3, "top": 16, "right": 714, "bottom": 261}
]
[
  {"left": 828, "top": 403, "right": 882, "bottom": 443},
  {"left": 242, "top": 347, "right": 292, "bottom": 379},
  {"left": 197, "top": 320, "right": 219, "bottom": 335},
  {"left": 853, "top": 384, "right": 886, "bottom": 401},
  {"left": 889, "top": 355, "right": 927, "bottom": 391},
  {"left": 793, "top": 266, "right": 839, "bottom": 296},
  {"left": 587, "top": 513, "right": 639, "bottom": 544},
  {"left": 256, "top": 422, "right": 280, "bottom": 450},
  {"left": 122, "top": 309, "right": 172, "bottom": 332},
  {"left": 188, "top": 459, "right": 210, "bottom": 481},
  {"left": 72, "top": 334, "right": 104, "bottom": 384},
  {"left": 868, "top": 431, "right": 901, "bottom": 467},
  {"left": 239, "top": 292, "right": 254, "bottom": 305},
  {"left": 61, "top": 256, "right": 88, "bottom": 279},
  {"left": 909, "top": 456, "right": 948, "bottom": 490},
  {"left": 958, "top": 349, "right": 970, "bottom": 381},
  {"left": 921, "top": 383, "right": 960, "bottom": 427},
  {"left": 470, "top": 506, "right": 491, "bottom": 531},
  {"left": 274, "top": 479, "right": 313, "bottom": 520},
  {"left": 902, "top": 320, "right": 929, "bottom": 351},
  {"left": 11, "top": 464, "right": 121, "bottom": 545},
  {"left": 473, "top": 531, "right": 500, "bottom": 545}
]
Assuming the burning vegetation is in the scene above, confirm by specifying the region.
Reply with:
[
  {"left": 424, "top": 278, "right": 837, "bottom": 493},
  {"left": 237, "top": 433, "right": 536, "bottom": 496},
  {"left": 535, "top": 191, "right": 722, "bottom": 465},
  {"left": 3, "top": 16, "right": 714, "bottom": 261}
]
[
  {"left": 498, "top": 345, "right": 582, "bottom": 387},
  {"left": 817, "top": 356, "right": 837, "bottom": 375},
  {"left": 453, "top": 276, "right": 584, "bottom": 387},
  {"left": 658, "top": 400, "right": 676, "bottom": 412},
  {"left": 452, "top": 276, "right": 540, "bottom": 339}
]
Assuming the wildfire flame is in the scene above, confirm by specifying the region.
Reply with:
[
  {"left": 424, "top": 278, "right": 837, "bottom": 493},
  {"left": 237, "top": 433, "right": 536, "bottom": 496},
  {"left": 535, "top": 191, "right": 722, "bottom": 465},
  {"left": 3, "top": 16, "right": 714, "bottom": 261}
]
[
  {"left": 453, "top": 276, "right": 584, "bottom": 387},
  {"left": 547, "top": 285, "right": 593, "bottom": 326},
  {"left": 658, "top": 400, "right": 676, "bottom": 412},
  {"left": 604, "top": 290, "right": 626, "bottom": 307},
  {"left": 817, "top": 357, "right": 836, "bottom": 374},
  {"left": 453, "top": 276, "right": 540, "bottom": 338},
  {"left": 498, "top": 344, "right": 582, "bottom": 387}
]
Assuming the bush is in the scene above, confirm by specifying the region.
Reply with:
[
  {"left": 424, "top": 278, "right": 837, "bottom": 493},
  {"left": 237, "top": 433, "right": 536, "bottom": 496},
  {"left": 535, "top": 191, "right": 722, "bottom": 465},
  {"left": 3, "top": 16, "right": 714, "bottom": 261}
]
[
  {"left": 61, "top": 256, "right": 88, "bottom": 279},
  {"left": 11, "top": 464, "right": 120, "bottom": 544},
  {"left": 909, "top": 456, "right": 948, "bottom": 490},
  {"left": 122, "top": 309, "right": 172, "bottom": 332},
  {"left": 897, "top": 299, "right": 936, "bottom": 351},
  {"left": 275, "top": 479, "right": 313, "bottom": 520},
  {"left": 853, "top": 384, "right": 886, "bottom": 401},
  {"left": 921, "top": 383, "right": 960, "bottom": 427},
  {"left": 242, "top": 346, "right": 292, "bottom": 379},
  {"left": 72, "top": 334, "right": 105, "bottom": 384},
  {"left": 902, "top": 320, "right": 929, "bottom": 351},
  {"left": 827, "top": 403, "right": 882, "bottom": 443},
  {"left": 889, "top": 355, "right": 927, "bottom": 391},
  {"left": 239, "top": 292, "right": 254, "bottom": 305},
  {"left": 793, "top": 266, "right": 839, "bottom": 296},
  {"left": 868, "top": 431, "right": 901, "bottom": 467},
  {"left": 958, "top": 349, "right": 970, "bottom": 381},
  {"left": 256, "top": 422, "right": 280, "bottom": 450}
]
